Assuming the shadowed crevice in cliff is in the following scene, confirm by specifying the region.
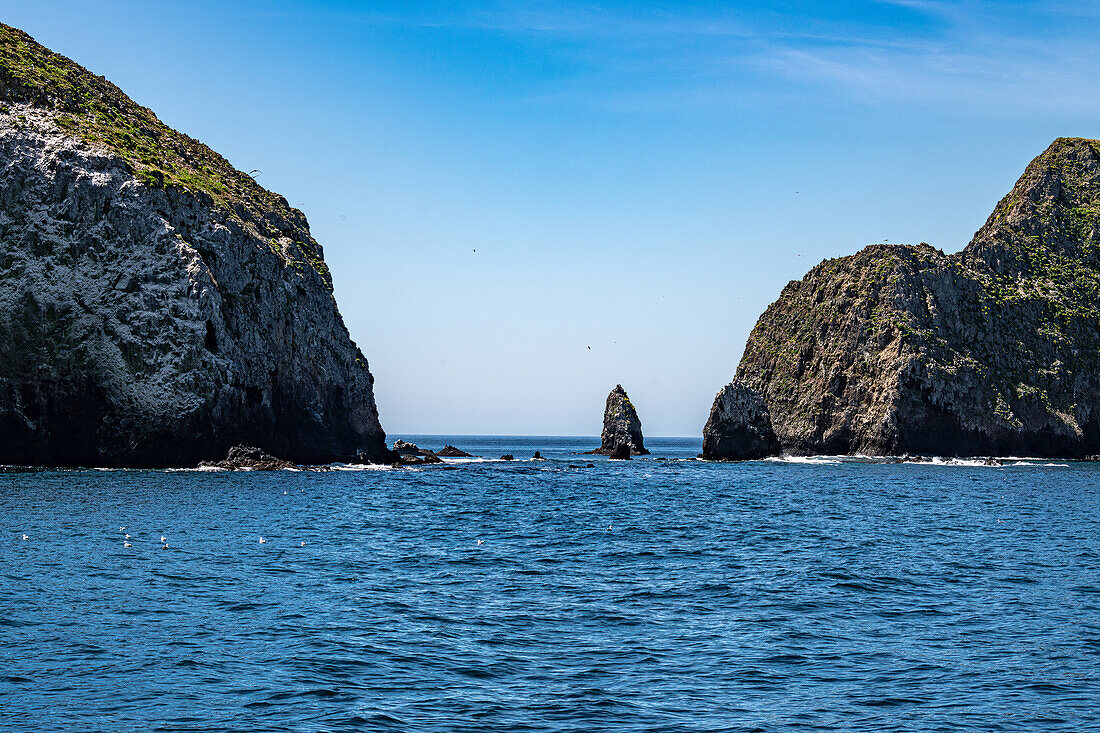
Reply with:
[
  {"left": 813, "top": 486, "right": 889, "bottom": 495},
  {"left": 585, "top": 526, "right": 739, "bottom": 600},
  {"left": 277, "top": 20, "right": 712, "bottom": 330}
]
[{"left": 706, "top": 137, "right": 1100, "bottom": 459}]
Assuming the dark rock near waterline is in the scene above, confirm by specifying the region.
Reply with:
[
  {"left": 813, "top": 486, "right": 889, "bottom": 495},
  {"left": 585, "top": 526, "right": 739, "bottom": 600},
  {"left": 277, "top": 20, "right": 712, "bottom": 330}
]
[
  {"left": 591, "top": 384, "right": 648, "bottom": 456},
  {"left": 708, "top": 137, "right": 1100, "bottom": 458},
  {"left": 533, "top": 451, "right": 544, "bottom": 459},
  {"left": 702, "top": 382, "right": 780, "bottom": 460},
  {"left": 0, "top": 24, "right": 390, "bottom": 467},
  {"left": 393, "top": 449, "right": 442, "bottom": 466},
  {"left": 501, "top": 454, "right": 515, "bottom": 461},
  {"left": 609, "top": 444, "right": 631, "bottom": 460},
  {"left": 200, "top": 445, "right": 296, "bottom": 471},
  {"left": 437, "top": 445, "right": 474, "bottom": 457},
  {"left": 393, "top": 440, "right": 423, "bottom": 456}
]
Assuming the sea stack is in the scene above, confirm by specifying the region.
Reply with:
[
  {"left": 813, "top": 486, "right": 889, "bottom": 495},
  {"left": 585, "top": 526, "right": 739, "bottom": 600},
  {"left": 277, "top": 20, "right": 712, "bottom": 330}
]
[
  {"left": 595, "top": 384, "right": 648, "bottom": 456},
  {"left": 0, "top": 24, "right": 390, "bottom": 466},
  {"left": 705, "top": 137, "right": 1100, "bottom": 459}
]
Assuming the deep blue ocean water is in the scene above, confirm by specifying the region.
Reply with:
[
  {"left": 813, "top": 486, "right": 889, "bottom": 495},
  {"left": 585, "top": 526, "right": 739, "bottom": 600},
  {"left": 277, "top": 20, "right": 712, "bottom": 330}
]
[{"left": 3, "top": 435, "right": 1100, "bottom": 732}]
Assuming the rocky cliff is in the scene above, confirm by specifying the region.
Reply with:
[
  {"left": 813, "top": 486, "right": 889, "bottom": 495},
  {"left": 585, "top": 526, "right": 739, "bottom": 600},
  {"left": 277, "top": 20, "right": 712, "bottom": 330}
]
[
  {"left": 0, "top": 24, "right": 390, "bottom": 466},
  {"left": 593, "top": 385, "right": 648, "bottom": 456},
  {"left": 705, "top": 137, "right": 1100, "bottom": 459}
]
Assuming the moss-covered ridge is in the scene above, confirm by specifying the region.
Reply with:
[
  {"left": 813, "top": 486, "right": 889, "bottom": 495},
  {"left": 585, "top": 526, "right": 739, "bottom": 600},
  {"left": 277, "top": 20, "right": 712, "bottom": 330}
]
[{"left": 0, "top": 22, "right": 330, "bottom": 285}]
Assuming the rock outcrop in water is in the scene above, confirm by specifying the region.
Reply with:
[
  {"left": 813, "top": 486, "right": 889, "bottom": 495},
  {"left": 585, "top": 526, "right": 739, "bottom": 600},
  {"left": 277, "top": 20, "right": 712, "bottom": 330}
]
[
  {"left": 702, "top": 382, "right": 780, "bottom": 460},
  {"left": 593, "top": 384, "right": 648, "bottom": 456},
  {"left": 0, "top": 24, "right": 391, "bottom": 466},
  {"left": 200, "top": 445, "right": 296, "bottom": 471},
  {"left": 705, "top": 137, "right": 1100, "bottom": 459}
]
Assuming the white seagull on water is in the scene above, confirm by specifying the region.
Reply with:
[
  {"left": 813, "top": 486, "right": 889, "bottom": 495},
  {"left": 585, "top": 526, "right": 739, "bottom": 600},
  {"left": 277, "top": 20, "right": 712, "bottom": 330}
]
[{"left": 259, "top": 537, "right": 267, "bottom": 544}]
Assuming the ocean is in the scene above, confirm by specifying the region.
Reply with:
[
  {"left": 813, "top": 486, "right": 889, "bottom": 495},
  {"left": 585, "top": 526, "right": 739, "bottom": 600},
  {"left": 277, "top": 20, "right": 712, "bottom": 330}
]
[{"left": 3, "top": 435, "right": 1099, "bottom": 732}]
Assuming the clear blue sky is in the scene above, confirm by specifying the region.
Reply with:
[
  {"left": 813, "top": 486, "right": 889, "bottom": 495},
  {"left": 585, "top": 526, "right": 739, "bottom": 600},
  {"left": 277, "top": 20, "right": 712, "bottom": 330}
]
[{"left": 8, "top": 1, "right": 1100, "bottom": 436}]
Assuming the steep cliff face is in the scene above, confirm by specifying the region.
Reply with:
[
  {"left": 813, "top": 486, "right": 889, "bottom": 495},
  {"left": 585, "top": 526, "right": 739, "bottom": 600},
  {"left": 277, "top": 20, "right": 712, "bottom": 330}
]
[
  {"left": 0, "top": 24, "right": 390, "bottom": 466},
  {"left": 706, "top": 137, "right": 1100, "bottom": 459},
  {"left": 594, "top": 385, "right": 648, "bottom": 456}
]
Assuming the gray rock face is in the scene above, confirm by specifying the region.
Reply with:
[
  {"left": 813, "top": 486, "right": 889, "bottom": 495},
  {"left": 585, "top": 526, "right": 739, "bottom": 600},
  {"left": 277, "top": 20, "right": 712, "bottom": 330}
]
[
  {"left": 594, "top": 384, "right": 648, "bottom": 456},
  {"left": 0, "top": 109, "right": 390, "bottom": 466},
  {"left": 392, "top": 440, "right": 422, "bottom": 456},
  {"left": 702, "top": 382, "right": 780, "bottom": 460},
  {"left": 706, "top": 137, "right": 1100, "bottom": 458}
]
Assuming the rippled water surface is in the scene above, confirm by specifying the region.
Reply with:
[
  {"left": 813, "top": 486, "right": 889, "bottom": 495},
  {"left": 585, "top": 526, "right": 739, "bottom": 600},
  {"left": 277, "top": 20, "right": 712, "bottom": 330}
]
[{"left": 4, "top": 436, "right": 1100, "bottom": 732}]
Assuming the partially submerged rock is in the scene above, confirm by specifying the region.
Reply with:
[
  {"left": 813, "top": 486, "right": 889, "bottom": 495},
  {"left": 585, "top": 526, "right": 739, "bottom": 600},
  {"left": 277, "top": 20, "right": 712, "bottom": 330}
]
[
  {"left": 393, "top": 440, "right": 423, "bottom": 456},
  {"left": 437, "top": 445, "right": 474, "bottom": 457},
  {"left": 702, "top": 382, "right": 780, "bottom": 460},
  {"left": 201, "top": 445, "right": 296, "bottom": 471},
  {"left": 394, "top": 451, "right": 441, "bottom": 466},
  {"left": 591, "top": 384, "right": 648, "bottom": 456}
]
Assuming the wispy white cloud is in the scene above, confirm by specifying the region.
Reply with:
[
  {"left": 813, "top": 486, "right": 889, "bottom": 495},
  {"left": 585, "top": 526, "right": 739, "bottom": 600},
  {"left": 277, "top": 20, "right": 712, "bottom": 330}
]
[{"left": 321, "top": 0, "right": 1100, "bottom": 115}]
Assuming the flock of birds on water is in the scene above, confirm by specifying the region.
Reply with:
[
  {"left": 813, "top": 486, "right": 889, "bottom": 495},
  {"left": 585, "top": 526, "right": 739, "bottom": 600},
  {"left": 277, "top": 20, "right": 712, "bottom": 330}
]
[
  {"left": 16, "top": 518, "right": 617, "bottom": 549},
  {"left": 15, "top": 528, "right": 497, "bottom": 545},
  {"left": 115, "top": 527, "right": 168, "bottom": 549},
  {"left": 14, "top": 465, "right": 626, "bottom": 549},
  {"left": 15, "top": 528, "right": 494, "bottom": 549},
  {"left": 17, "top": 526, "right": 616, "bottom": 548}
]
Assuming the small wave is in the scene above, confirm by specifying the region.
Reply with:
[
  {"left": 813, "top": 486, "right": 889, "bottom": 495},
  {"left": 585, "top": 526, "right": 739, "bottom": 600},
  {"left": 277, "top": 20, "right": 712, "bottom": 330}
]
[
  {"left": 763, "top": 454, "right": 1072, "bottom": 467},
  {"left": 925, "top": 456, "right": 1068, "bottom": 468},
  {"left": 327, "top": 463, "right": 395, "bottom": 471},
  {"left": 927, "top": 457, "right": 1004, "bottom": 467},
  {"left": 765, "top": 456, "right": 843, "bottom": 465}
]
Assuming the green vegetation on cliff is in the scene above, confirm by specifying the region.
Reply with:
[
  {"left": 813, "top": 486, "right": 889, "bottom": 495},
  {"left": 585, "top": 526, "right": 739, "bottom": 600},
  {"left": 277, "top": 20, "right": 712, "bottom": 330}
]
[
  {"left": 727, "top": 137, "right": 1100, "bottom": 457},
  {"left": 0, "top": 23, "right": 331, "bottom": 285}
]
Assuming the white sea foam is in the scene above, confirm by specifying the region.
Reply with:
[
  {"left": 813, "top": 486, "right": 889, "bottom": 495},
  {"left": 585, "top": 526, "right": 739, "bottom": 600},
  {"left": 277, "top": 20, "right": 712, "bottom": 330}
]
[
  {"left": 765, "top": 456, "right": 843, "bottom": 465},
  {"left": 327, "top": 463, "right": 396, "bottom": 471},
  {"left": 925, "top": 456, "right": 1068, "bottom": 468},
  {"left": 762, "top": 454, "right": 1073, "bottom": 468}
]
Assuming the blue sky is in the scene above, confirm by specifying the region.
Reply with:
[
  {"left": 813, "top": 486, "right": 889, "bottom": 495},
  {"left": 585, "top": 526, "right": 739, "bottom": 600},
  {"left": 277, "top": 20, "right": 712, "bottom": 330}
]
[{"left": 8, "top": 1, "right": 1100, "bottom": 436}]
